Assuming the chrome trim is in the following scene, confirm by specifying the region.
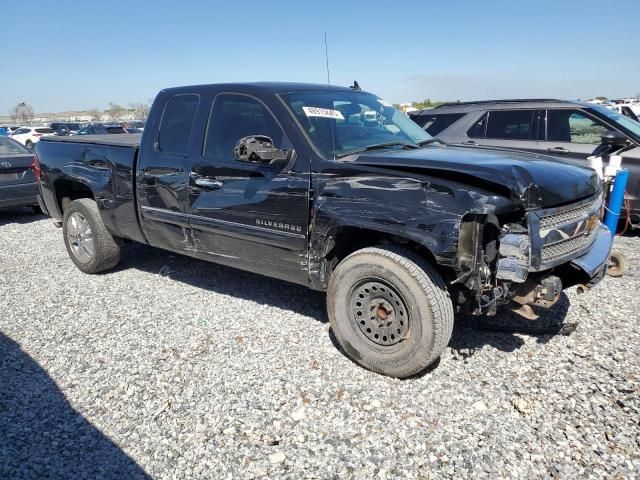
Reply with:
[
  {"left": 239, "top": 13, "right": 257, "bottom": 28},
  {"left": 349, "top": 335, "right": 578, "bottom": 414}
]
[{"left": 528, "top": 194, "right": 603, "bottom": 271}]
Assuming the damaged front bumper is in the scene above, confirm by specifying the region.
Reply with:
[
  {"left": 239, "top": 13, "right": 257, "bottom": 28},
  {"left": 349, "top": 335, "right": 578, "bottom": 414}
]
[{"left": 570, "top": 224, "right": 613, "bottom": 287}]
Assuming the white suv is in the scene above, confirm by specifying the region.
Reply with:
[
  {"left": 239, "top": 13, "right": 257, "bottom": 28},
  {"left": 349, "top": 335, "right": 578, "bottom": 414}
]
[{"left": 11, "top": 126, "right": 55, "bottom": 150}]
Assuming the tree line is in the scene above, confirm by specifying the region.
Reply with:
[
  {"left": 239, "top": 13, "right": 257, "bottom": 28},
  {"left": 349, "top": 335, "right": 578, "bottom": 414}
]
[{"left": 7, "top": 100, "right": 152, "bottom": 123}]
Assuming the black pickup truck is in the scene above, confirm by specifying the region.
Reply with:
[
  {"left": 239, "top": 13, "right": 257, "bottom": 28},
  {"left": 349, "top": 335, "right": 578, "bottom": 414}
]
[{"left": 35, "top": 82, "right": 613, "bottom": 378}]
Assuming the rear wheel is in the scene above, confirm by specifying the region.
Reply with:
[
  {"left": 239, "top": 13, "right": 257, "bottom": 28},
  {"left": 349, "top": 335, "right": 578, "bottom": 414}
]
[
  {"left": 25, "top": 140, "right": 34, "bottom": 151},
  {"left": 62, "top": 198, "right": 121, "bottom": 273},
  {"left": 327, "top": 246, "right": 454, "bottom": 378}
]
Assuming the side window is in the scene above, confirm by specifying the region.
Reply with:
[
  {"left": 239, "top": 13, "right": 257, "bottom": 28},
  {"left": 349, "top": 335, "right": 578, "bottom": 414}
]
[
  {"left": 203, "top": 93, "right": 286, "bottom": 161},
  {"left": 467, "top": 113, "right": 487, "bottom": 138},
  {"left": 485, "top": 110, "right": 534, "bottom": 140},
  {"left": 416, "top": 113, "right": 465, "bottom": 136},
  {"left": 158, "top": 94, "right": 200, "bottom": 154},
  {"left": 547, "top": 110, "right": 609, "bottom": 144}
]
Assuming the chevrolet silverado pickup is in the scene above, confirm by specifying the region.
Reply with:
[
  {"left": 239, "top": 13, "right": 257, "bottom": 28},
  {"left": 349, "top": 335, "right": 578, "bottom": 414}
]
[{"left": 35, "top": 82, "right": 613, "bottom": 378}]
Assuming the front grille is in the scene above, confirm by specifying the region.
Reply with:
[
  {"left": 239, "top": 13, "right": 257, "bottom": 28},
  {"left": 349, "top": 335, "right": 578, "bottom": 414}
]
[
  {"left": 539, "top": 197, "right": 601, "bottom": 230},
  {"left": 541, "top": 229, "right": 597, "bottom": 262},
  {"left": 529, "top": 194, "right": 603, "bottom": 270}
]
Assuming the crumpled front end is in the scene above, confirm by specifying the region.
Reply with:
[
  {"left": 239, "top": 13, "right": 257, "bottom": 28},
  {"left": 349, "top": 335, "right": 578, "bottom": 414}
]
[{"left": 458, "top": 193, "right": 613, "bottom": 316}]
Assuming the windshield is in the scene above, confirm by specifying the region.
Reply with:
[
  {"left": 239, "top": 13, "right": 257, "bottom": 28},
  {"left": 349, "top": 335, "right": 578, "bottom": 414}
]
[
  {"left": 0, "top": 137, "right": 30, "bottom": 155},
  {"left": 592, "top": 106, "right": 640, "bottom": 139},
  {"left": 282, "top": 90, "right": 432, "bottom": 158}
]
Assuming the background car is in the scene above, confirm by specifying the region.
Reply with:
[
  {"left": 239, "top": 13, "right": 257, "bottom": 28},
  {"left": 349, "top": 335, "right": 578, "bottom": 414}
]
[
  {"left": 0, "top": 127, "right": 8, "bottom": 136},
  {"left": 77, "top": 123, "right": 127, "bottom": 135},
  {"left": 10, "top": 126, "right": 55, "bottom": 150},
  {"left": 50, "top": 122, "right": 84, "bottom": 136},
  {"left": 0, "top": 136, "right": 39, "bottom": 212},
  {"left": 410, "top": 99, "right": 640, "bottom": 226}
]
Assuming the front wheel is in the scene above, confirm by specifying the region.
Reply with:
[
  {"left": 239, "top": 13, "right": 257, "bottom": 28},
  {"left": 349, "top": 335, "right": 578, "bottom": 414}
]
[
  {"left": 327, "top": 246, "right": 454, "bottom": 378},
  {"left": 25, "top": 140, "right": 34, "bottom": 151},
  {"left": 62, "top": 198, "right": 121, "bottom": 273}
]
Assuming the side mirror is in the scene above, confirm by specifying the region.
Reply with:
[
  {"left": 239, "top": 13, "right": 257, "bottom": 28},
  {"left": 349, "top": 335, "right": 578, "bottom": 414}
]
[
  {"left": 601, "top": 130, "right": 628, "bottom": 147},
  {"left": 233, "top": 135, "right": 291, "bottom": 165}
]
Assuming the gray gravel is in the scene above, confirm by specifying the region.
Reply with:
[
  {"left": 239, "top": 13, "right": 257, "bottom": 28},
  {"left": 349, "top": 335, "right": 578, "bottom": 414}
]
[{"left": 1, "top": 207, "right": 639, "bottom": 479}]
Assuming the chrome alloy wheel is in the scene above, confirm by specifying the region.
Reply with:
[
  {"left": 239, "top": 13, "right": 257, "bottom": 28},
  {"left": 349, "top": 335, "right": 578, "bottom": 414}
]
[{"left": 66, "top": 212, "right": 94, "bottom": 263}]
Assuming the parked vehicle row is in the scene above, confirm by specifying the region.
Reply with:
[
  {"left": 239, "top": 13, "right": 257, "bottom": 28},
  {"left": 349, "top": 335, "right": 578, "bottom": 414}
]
[
  {"left": 409, "top": 99, "right": 640, "bottom": 226},
  {"left": 10, "top": 126, "right": 56, "bottom": 150},
  {"left": 34, "top": 82, "right": 613, "bottom": 378}
]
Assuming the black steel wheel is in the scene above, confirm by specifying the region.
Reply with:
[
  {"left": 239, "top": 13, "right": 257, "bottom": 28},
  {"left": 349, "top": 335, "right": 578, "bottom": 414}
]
[
  {"left": 328, "top": 246, "right": 454, "bottom": 378},
  {"left": 350, "top": 279, "right": 410, "bottom": 347}
]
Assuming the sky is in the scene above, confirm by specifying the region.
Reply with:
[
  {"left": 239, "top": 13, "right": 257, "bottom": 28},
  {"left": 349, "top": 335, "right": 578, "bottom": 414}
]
[{"left": 1, "top": 0, "right": 639, "bottom": 114}]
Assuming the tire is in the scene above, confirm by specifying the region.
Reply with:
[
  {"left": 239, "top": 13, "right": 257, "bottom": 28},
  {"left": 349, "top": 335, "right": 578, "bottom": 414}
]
[
  {"left": 25, "top": 140, "right": 34, "bottom": 151},
  {"left": 327, "top": 246, "right": 454, "bottom": 378},
  {"left": 607, "top": 250, "right": 629, "bottom": 278},
  {"left": 31, "top": 205, "right": 42, "bottom": 214},
  {"left": 62, "top": 198, "right": 121, "bottom": 273}
]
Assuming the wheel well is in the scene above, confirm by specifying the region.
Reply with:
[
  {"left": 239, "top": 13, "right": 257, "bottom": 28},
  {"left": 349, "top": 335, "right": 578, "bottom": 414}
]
[
  {"left": 324, "top": 227, "right": 440, "bottom": 273},
  {"left": 54, "top": 179, "right": 94, "bottom": 214}
]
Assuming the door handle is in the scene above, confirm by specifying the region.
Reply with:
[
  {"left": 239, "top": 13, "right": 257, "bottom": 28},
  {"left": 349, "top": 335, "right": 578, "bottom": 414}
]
[
  {"left": 547, "top": 147, "right": 569, "bottom": 154},
  {"left": 461, "top": 140, "right": 476, "bottom": 145},
  {"left": 193, "top": 176, "right": 224, "bottom": 190}
]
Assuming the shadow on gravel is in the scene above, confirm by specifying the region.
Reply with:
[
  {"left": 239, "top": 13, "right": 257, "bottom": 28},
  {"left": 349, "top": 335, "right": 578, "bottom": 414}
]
[
  {"left": 0, "top": 207, "right": 43, "bottom": 227},
  {"left": 449, "top": 293, "right": 574, "bottom": 360},
  {"left": 0, "top": 333, "right": 149, "bottom": 479},
  {"left": 114, "top": 243, "right": 328, "bottom": 323}
]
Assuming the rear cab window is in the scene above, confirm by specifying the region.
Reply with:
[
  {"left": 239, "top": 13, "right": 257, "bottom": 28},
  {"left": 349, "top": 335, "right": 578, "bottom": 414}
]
[{"left": 158, "top": 94, "right": 200, "bottom": 154}]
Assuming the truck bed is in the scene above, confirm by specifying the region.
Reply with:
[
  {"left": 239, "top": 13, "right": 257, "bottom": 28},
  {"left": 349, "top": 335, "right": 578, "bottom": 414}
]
[
  {"left": 36, "top": 133, "right": 146, "bottom": 244},
  {"left": 40, "top": 133, "right": 142, "bottom": 148}
]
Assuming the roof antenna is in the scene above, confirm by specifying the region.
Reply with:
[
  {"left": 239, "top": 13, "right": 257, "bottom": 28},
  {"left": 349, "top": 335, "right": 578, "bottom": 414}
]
[
  {"left": 324, "top": 32, "right": 331, "bottom": 87},
  {"left": 323, "top": 32, "right": 337, "bottom": 159},
  {"left": 350, "top": 81, "right": 361, "bottom": 91}
]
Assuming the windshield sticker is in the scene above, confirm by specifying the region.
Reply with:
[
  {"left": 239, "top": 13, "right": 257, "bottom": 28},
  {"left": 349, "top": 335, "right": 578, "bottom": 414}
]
[
  {"left": 377, "top": 99, "right": 392, "bottom": 107},
  {"left": 302, "top": 106, "right": 344, "bottom": 120}
]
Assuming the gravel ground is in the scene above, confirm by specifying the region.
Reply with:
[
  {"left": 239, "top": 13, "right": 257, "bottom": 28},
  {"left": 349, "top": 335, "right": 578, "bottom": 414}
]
[{"left": 1, "top": 207, "right": 639, "bottom": 479}]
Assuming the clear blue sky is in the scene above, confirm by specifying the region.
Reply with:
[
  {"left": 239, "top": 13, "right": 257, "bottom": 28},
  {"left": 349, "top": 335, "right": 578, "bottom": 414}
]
[{"left": 2, "top": 0, "right": 638, "bottom": 113}]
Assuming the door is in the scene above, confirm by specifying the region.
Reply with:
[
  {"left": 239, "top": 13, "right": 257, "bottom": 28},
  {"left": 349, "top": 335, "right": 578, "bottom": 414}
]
[
  {"left": 188, "top": 92, "right": 310, "bottom": 285},
  {"left": 537, "top": 109, "right": 611, "bottom": 163},
  {"left": 465, "top": 109, "right": 542, "bottom": 152},
  {"left": 137, "top": 93, "right": 200, "bottom": 250}
]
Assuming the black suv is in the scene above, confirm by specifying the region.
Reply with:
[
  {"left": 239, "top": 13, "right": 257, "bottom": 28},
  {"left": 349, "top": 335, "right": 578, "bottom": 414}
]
[
  {"left": 410, "top": 100, "right": 640, "bottom": 226},
  {"left": 50, "top": 122, "right": 83, "bottom": 136},
  {"left": 77, "top": 123, "right": 127, "bottom": 135}
]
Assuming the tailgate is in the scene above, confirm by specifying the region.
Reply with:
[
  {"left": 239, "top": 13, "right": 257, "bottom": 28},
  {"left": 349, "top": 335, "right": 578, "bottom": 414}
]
[{"left": 0, "top": 154, "right": 35, "bottom": 186}]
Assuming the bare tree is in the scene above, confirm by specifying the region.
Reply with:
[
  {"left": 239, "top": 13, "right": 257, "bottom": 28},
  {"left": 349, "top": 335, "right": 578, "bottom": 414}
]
[
  {"left": 9, "top": 106, "right": 18, "bottom": 122},
  {"left": 10, "top": 102, "right": 34, "bottom": 123},
  {"left": 129, "top": 102, "right": 150, "bottom": 120},
  {"left": 87, "top": 107, "right": 102, "bottom": 121},
  {"left": 106, "top": 102, "right": 125, "bottom": 121}
]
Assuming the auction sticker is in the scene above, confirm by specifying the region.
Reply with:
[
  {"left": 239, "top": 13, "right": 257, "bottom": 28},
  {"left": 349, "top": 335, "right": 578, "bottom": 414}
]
[{"left": 302, "top": 106, "right": 344, "bottom": 120}]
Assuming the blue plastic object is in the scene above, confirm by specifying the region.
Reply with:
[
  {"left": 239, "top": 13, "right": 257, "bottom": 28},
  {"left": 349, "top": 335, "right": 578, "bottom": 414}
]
[{"left": 604, "top": 169, "right": 629, "bottom": 232}]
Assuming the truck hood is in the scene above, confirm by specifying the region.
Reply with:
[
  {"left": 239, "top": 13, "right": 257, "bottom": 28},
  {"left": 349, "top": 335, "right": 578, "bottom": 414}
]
[{"left": 351, "top": 145, "right": 601, "bottom": 208}]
